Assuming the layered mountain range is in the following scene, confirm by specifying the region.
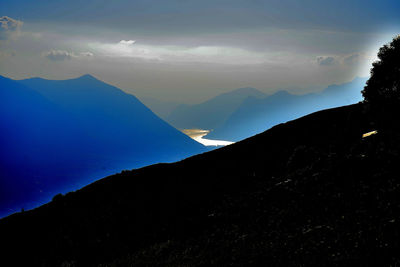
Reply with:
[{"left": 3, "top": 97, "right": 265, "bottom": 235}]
[
  {"left": 0, "top": 74, "right": 205, "bottom": 217},
  {"left": 158, "top": 78, "right": 366, "bottom": 141}
]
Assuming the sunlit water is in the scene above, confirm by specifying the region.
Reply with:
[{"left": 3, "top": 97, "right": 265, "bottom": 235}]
[{"left": 182, "top": 129, "right": 234, "bottom": 147}]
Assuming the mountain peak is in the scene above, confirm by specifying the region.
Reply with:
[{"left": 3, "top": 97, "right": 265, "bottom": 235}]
[
  {"left": 271, "top": 90, "right": 292, "bottom": 97},
  {"left": 76, "top": 74, "right": 97, "bottom": 81},
  {"left": 229, "top": 87, "right": 265, "bottom": 96},
  {"left": 17, "top": 74, "right": 100, "bottom": 83}
]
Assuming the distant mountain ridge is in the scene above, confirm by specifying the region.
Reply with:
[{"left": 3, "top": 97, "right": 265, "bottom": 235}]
[
  {"left": 206, "top": 77, "right": 367, "bottom": 141},
  {"left": 165, "top": 87, "right": 266, "bottom": 130},
  {"left": 139, "top": 97, "right": 181, "bottom": 119},
  {"left": 0, "top": 74, "right": 205, "bottom": 217}
]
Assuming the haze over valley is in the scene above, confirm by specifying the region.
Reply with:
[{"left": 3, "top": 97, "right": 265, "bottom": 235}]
[{"left": 1, "top": 1, "right": 400, "bottom": 265}]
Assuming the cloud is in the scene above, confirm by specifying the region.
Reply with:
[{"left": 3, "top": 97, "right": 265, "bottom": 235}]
[
  {"left": 343, "top": 54, "right": 360, "bottom": 65},
  {"left": 119, "top": 40, "right": 136, "bottom": 45},
  {"left": 317, "top": 56, "right": 335, "bottom": 66},
  {"left": 44, "top": 50, "right": 74, "bottom": 61},
  {"left": 3, "top": 0, "right": 399, "bottom": 36},
  {"left": 80, "top": 51, "right": 94, "bottom": 57},
  {"left": 43, "top": 50, "right": 95, "bottom": 61},
  {"left": 0, "top": 16, "right": 23, "bottom": 41},
  {"left": 0, "top": 50, "right": 16, "bottom": 58},
  {"left": 90, "top": 40, "right": 269, "bottom": 65}
]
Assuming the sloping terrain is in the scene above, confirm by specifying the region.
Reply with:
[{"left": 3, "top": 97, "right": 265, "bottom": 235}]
[
  {"left": 3, "top": 103, "right": 399, "bottom": 266},
  {"left": 139, "top": 96, "right": 181, "bottom": 119},
  {"left": 0, "top": 75, "right": 205, "bottom": 217},
  {"left": 165, "top": 87, "right": 266, "bottom": 130}
]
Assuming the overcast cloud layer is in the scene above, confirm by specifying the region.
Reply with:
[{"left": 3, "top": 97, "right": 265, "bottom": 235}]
[{"left": 1, "top": 0, "right": 399, "bottom": 102}]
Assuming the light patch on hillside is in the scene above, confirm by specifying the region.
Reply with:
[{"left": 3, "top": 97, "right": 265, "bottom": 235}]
[{"left": 362, "top": 130, "right": 378, "bottom": 138}]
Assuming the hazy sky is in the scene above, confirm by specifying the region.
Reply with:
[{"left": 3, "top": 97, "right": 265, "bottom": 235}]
[{"left": 1, "top": 0, "right": 400, "bottom": 103}]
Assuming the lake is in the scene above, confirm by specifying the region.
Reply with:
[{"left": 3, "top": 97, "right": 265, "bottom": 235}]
[{"left": 182, "top": 129, "right": 234, "bottom": 147}]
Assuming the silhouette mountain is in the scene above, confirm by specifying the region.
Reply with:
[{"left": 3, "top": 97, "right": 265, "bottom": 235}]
[
  {"left": 139, "top": 96, "right": 181, "bottom": 119},
  {"left": 206, "top": 77, "right": 367, "bottom": 141},
  {"left": 2, "top": 100, "right": 400, "bottom": 266},
  {"left": 165, "top": 87, "right": 266, "bottom": 130},
  {"left": 0, "top": 74, "right": 205, "bottom": 217}
]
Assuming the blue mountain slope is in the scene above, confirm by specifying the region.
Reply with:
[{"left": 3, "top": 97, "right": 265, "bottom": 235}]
[
  {"left": 206, "top": 77, "right": 367, "bottom": 141},
  {"left": 0, "top": 75, "right": 205, "bottom": 217},
  {"left": 165, "top": 87, "right": 266, "bottom": 130},
  {"left": 0, "top": 76, "right": 91, "bottom": 216}
]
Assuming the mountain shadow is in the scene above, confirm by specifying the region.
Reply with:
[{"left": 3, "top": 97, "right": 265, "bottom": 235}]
[
  {"left": 206, "top": 77, "right": 367, "bottom": 141},
  {"left": 0, "top": 74, "right": 206, "bottom": 217}
]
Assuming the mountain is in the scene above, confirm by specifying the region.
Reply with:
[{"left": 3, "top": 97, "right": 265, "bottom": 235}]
[
  {"left": 139, "top": 96, "right": 181, "bottom": 119},
  {"left": 3, "top": 102, "right": 400, "bottom": 266},
  {"left": 165, "top": 87, "right": 266, "bottom": 130},
  {"left": 0, "top": 74, "right": 205, "bottom": 217},
  {"left": 0, "top": 76, "right": 90, "bottom": 217},
  {"left": 206, "top": 77, "right": 367, "bottom": 141}
]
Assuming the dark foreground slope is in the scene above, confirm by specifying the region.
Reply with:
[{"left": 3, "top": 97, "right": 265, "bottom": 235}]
[{"left": 2, "top": 103, "right": 400, "bottom": 266}]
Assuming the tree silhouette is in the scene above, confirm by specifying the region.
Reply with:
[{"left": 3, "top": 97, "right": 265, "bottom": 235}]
[{"left": 362, "top": 35, "right": 400, "bottom": 110}]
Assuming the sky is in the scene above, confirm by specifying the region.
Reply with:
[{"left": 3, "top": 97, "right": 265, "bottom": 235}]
[{"left": 1, "top": 0, "right": 400, "bottom": 103}]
